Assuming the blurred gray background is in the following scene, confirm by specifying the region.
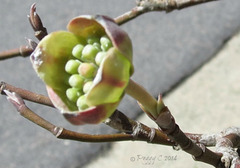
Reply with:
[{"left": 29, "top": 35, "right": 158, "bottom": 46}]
[{"left": 0, "top": 1, "right": 240, "bottom": 168}]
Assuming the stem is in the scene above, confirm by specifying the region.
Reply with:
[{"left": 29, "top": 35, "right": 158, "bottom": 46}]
[
  {"left": 106, "top": 109, "right": 174, "bottom": 146},
  {"left": 136, "top": 0, "right": 218, "bottom": 11},
  {"left": 2, "top": 89, "right": 173, "bottom": 144},
  {"left": 0, "top": 46, "right": 33, "bottom": 60},
  {"left": 114, "top": 6, "right": 146, "bottom": 25},
  {"left": 115, "top": 0, "right": 218, "bottom": 25},
  {"left": 0, "top": 81, "right": 53, "bottom": 107},
  {"left": 0, "top": 0, "right": 218, "bottom": 60},
  {"left": 126, "top": 79, "right": 158, "bottom": 118},
  {"left": 155, "top": 106, "right": 224, "bottom": 167}
]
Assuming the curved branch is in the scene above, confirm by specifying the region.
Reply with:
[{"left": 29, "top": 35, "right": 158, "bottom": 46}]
[
  {"left": 2, "top": 90, "right": 138, "bottom": 143},
  {"left": 1, "top": 87, "right": 174, "bottom": 145}
]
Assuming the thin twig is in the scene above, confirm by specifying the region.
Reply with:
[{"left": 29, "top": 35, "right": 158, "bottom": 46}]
[
  {"left": 115, "top": 0, "right": 218, "bottom": 25},
  {"left": 0, "top": 0, "right": 218, "bottom": 59},
  {"left": 2, "top": 90, "right": 174, "bottom": 144},
  {"left": 136, "top": 0, "right": 218, "bottom": 11},
  {"left": 106, "top": 109, "right": 174, "bottom": 145},
  {"left": 0, "top": 82, "right": 53, "bottom": 107},
  {"left": 0, "top": 46, "right": 33, "bottom": 60},
  {"left": 114, "top": 6, "right": 146, "bottom": 25},
  {"left": 154, "top": 105, "right": 224, "bottom": 167},
  {"left": 0, "top": 81, "right": 173, "bottom": 145},
  {"left": 2, "top": 82, "right": 225, "bottom": 148}
]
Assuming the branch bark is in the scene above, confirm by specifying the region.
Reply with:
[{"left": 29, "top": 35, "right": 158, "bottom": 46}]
[
  {"left": 0, "top": 46, "right": 33, "bottom": 60},
  {"left": 0, "top": 82, "right": 53, "bottom": 107},
  {"left": 1, "top": 85, "right": 174, "bottom": 145},
  {"left": 115, "top": 0, "right": 218, "bottom": 25},
  {"left": 155, "top": 106, "right": 224, "bottom": 167}
]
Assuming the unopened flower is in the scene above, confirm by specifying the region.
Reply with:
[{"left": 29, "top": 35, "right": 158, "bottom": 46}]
[{"left": 30, "top": 15, "right": 133, "bottom": 125}]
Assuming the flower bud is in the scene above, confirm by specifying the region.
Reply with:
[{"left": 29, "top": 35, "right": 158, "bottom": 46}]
[
  {"left": 65, "top": 59, "right": 81, "bottom": 74},
  {"left": 100, "top": 35, "right": 112, "bottom": 51},
  {"left": 82, "top": 44, "right": 99, "bottom": 62},
  {"left": 83, "top": 81, "right": 93, "bottom": 94},
  {"left": 30, "top": 15, "right": 133, "bottom": 125},
  {"left": 68, "top": 74, "right": 84, "bottom": 88},
  {"left": 72, "top": 44, "right": 84, "bottom": 59},
  {"left": 78, "top": 63, "right": 97, "bottom": 79},
  {"left": 95, "top": 51, "right": 106, "bottom": 66},
  {"left": 66, "top": 88, "right": 82, "bottom": 102},
  {"left": 77, "top": 95, "right": 89, "bottom": 110}
]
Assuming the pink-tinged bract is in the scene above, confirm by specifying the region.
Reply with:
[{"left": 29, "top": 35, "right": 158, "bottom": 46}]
[{"left": 30, "top": 15, "right": 133, "bottom": 125}]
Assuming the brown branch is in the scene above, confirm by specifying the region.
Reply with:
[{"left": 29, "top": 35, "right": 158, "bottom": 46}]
[
  {"left": 1, "top": 88, "right": 174, "bottom": 145},
  {"left": 224, "top": 133, "right": 240, "bottom": 149},
  {"left": 0, "top": 81, "right": 53, "bottom": 107},
  {"left": 1, "top": 81, "right": 223, "bottom": 148},
  {"left": 106, "top": 109, "right": 174, "bottom": 146},
  {"left": 0, "top": 82, "right": 172, "bottom": 145},
  {"left": 0, "top": 81, "right": 165, "bottom": 144},
  {"left": 0, "top": 0, "right": 219, "bottom": 59},
  {"left": 154, "top": 106, "right": 224, "bottom": 167},
  {"left": 2, "top": 90, "right": 139, "bottom": 143},
  {"left": 136, "top": 0, "right": 218, "bottom": 11},
  {"left": 0, "top": 46, "right": 33, "bottom": 60},
  {"left": 115, "top": 0, "right": 218, "bottom": 25},
  {"left": 115, "top": 6, "right": 146, "bottom": 25},
  {"left": 186, "top": 133, "right": 218, "bottom": 147}
]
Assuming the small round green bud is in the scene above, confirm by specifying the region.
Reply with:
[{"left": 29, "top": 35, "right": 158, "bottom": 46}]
[
  {"left": 78, "top": 63, "right": 97, "bottom": 79},
  {"left": 83, "top": 81, "right": 93, "bottom": 93},
  {"left": 100, "top": 36, "right": 112, "bottom": 51},
  {"left": 68, "top": 74, "right": 84, "bottom": 88},
  {"left": 65, "top": 59, "right": 81, "bottom": 74},
  {"left": 77, "top": 95, "right": 89, "bottom": 110},
  {"left": 82, "top": 44, "right": 99, "bottom": 62},
  {"left": 95, "top": 51, "right": 106, "bottom": 66},
  {"left": 93, "top": 42, "right": 101, "bottom": 51},
  {"left": 66, "top": 88, "right": 82, "bottom": 102},
  {"left": 87, "top": 36, "right": 99, "bottom": 44},
  {"left": 72, "top": 44, "right": 84, "bottom": 59}
]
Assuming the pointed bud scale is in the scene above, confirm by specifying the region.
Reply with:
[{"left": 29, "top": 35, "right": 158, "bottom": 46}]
[{"left": 30, "top": 15, "right": 133, "bottom": 125}]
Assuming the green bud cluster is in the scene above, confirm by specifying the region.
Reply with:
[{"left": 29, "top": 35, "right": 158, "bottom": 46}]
[{"left": 64, "top": 35, "right": 113, "bottom": 110}]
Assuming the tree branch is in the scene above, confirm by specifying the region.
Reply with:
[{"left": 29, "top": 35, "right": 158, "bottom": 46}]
[
  {"left": 106, "top": 109, "right": 174, "bottom": 145},
  {"left": 1, "top": 87, "right": 174, "bottom": 145},
  {"left": 0, "top": 0, "right": 219, "bottom": 59},
  {"left": 0, "top": 81, "right": 53, "bottom": 107},
  {"left": 0, "top": 46, "right": 33, "bottom": 60},
  {"left": 154, "top": 104, "right": 224, "bottom": 167},
  {"left": 115, "top": 0, "right": 218, "bottom": 25}
]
